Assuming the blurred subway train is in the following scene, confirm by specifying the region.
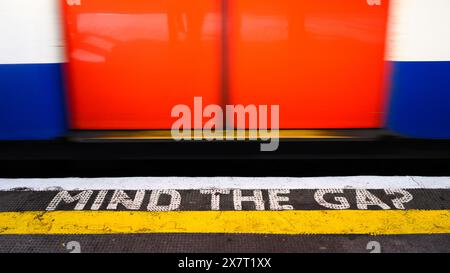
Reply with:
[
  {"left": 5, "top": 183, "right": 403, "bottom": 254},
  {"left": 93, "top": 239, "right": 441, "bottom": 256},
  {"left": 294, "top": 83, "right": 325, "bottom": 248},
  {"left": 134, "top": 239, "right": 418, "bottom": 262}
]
[{"left": 1, "top": 0, "right": 449, "bottom": 142}]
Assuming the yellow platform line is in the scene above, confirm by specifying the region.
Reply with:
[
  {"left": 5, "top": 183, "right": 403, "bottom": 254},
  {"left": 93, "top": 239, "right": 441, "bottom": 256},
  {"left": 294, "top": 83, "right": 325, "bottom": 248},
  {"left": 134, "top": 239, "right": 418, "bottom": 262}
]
[{"left": 1, "top": 210, "right": 449, "bottom": 235}]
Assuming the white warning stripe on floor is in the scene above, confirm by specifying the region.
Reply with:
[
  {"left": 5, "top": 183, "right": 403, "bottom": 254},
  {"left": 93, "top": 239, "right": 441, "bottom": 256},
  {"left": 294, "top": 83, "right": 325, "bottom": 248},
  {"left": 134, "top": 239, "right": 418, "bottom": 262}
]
[{"left": 0, "top": 176, "right": 449, "bottom": 191}]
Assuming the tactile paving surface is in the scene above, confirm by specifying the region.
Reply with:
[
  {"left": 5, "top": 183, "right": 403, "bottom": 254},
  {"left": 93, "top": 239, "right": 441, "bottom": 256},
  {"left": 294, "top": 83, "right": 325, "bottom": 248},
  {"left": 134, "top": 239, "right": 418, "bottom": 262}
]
[{"left": 0, "top": 234, "right": 449, "bottom": 253}]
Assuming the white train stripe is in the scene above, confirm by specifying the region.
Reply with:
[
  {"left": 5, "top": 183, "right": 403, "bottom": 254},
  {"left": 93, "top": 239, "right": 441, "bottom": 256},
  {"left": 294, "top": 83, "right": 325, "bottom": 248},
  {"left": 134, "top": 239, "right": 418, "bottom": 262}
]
[
  {"left": 2, "top": 0, "right": 449, "bottom": 63},
  {"left": 0, "top": 176, "right": 449, "bottom": 191},
  {"left": 0, "top": 0, "right": 65, "bottom": 64},
  {"left": 386, "top": 0, "right": 450, "bottom": 61}
]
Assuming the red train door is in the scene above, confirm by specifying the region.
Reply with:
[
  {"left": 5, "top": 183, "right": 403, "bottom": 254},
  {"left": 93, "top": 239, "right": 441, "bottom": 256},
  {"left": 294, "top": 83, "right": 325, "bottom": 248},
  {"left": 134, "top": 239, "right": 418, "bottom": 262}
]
[
  {"left": 227, "top": 0, "right": 390, "bottom": 129},
  {"left": 63, "top": 0, "right": 389, "bottom": 131},
  {"left": 63, "top": 0, "right": 222, "bottom": 129}
]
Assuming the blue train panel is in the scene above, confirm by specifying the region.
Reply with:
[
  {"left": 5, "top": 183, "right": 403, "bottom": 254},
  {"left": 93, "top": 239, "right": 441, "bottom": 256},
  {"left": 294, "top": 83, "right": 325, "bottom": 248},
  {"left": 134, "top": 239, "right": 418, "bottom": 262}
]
[
  {"left": 0, "top": 0, "right": 67, "bottom": 140},
  {"left": 388, "top": 61, "right": 450, "bottom": 139},
  {"left": 0, "top": 63, "right": 67, "bottom": 140},
  {"left": 386, "top": 0, "right": 450, "bottom": 139}
]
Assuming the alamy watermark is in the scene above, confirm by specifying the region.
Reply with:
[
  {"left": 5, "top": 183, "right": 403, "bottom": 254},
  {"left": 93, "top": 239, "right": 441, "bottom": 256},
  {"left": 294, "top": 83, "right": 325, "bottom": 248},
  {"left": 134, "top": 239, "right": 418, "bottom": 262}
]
[{"left": 171, "top": 97, "right": 280, "bottom": 152}]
